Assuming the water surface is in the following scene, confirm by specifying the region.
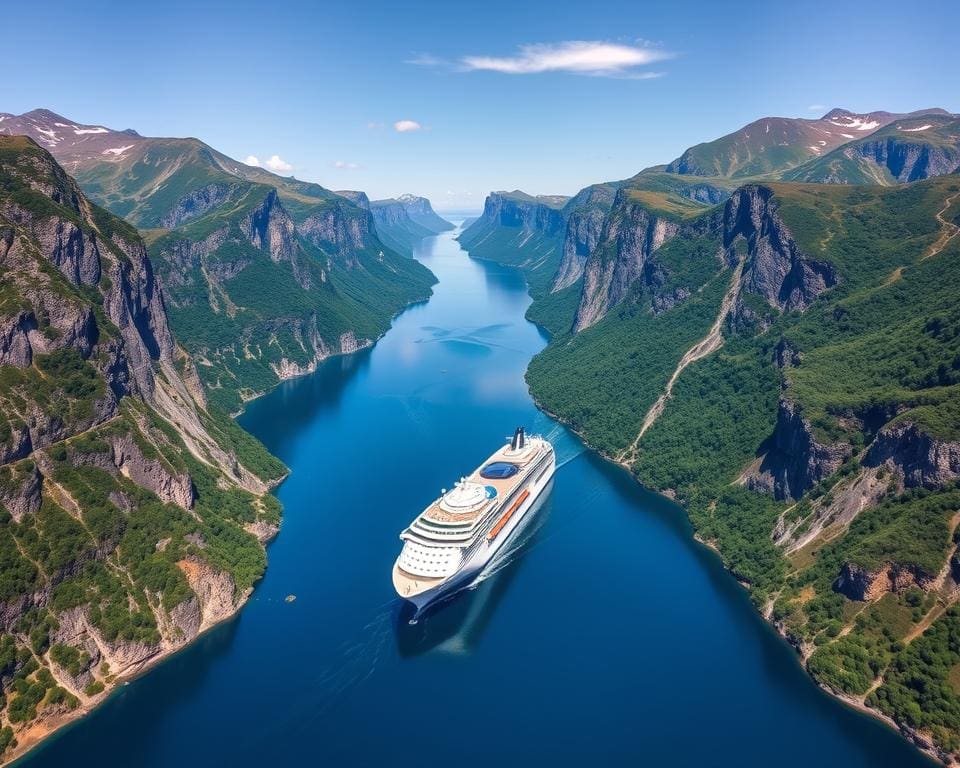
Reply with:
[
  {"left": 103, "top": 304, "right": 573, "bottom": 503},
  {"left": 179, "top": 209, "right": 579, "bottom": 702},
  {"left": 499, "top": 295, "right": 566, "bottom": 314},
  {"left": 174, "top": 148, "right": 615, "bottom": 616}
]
[{"left": 20, "top": 227, "right": 933, "bottom": 767}]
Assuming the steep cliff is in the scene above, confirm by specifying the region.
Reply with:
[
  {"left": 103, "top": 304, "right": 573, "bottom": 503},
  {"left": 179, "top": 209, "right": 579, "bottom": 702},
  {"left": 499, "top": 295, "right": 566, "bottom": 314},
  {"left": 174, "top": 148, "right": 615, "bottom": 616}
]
[
  {"left": 458, "top": 191, "right": 568, "bottom": 295},
  {"left": 551, "top": 183, "right": 618, "bottom": 292},
  {"left": 369, "top": 196, "right": 445, "bottom": 256},
  {"left": 0, "top": 136, "right": 286, "bottom": 762},
  {"left": 394, "top": 194, "right": 453, "bottom": 233}
]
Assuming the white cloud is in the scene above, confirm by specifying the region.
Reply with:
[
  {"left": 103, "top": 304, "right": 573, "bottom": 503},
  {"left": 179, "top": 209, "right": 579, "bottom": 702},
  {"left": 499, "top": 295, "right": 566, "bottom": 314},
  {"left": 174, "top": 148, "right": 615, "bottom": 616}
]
[
  {"left": 244, "top": 155, "right": 260, "bottom": 166},
  {"left": 808, "top": 104, "right": 826, "bottom": 112},
  {"left": 264, "top": 155, "right": 293, "bottom": 173},
  {"left": 460, "top": 40, "right": 671, "bottom": 77},
  {"left": 394, "top": 119, "right": 422, "bottom": 133},
  {"left": 333, "top": 160, "right": 361, "bottom": 170}
]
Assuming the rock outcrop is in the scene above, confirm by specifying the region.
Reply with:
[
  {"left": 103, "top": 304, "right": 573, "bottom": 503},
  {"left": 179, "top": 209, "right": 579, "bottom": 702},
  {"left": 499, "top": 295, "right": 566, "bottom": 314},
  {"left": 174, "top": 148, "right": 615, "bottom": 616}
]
[
  {"left": 834, "top": 561, "right": 932, "bottom": 601},
  {"left": 745, "top": 398, "right": 852, "bottom": 500},
  {"left": 724, "top": 185, "right": 838, "bottom": 313},
  {"left": 160, "top": 183, "right": 235, "bottom": 228},
  {"left": 865, "top": 422, "right": 960, "bottom": 489}
]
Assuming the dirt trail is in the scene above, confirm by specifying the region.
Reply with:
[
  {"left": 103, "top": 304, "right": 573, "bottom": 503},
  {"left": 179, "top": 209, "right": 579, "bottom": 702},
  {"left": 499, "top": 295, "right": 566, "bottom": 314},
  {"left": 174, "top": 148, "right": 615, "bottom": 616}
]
[
  {"left": 923, "top": 191, "right": 960, "bottom": 260},
  {"left": 618, "top": 260, "right": 744, "bottom": 466}
]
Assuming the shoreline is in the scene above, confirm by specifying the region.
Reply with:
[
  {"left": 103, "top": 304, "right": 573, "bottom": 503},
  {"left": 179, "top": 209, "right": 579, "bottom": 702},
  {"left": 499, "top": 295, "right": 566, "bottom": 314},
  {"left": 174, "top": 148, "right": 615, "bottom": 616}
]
[
  {"left": 533, "top": 389, "right": 950, "bottom": 765},
  {"left": 478, "top": 249, "right": 954, "bottom": 767},
  {"left": 3, "top": 258, "right": 440, "bottom": 767}
]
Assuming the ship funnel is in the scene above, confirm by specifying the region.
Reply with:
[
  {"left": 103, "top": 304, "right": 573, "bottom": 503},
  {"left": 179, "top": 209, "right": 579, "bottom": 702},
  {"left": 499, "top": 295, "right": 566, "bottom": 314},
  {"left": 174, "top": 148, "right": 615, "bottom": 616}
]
[{"left": 511, "top": 426, "right": 526, "bottom": 451}]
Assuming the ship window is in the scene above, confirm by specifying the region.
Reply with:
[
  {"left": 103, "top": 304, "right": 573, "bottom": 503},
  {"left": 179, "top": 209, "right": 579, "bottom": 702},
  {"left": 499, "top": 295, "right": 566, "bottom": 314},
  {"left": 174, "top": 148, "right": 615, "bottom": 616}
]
[{"left": 480, "top": 462, "right": 519, "bottom": 479}]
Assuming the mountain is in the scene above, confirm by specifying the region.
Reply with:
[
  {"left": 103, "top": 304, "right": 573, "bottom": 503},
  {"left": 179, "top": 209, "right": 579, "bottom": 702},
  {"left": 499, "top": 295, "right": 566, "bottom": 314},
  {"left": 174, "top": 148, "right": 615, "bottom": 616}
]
[
  {"left": 786, "top": 112, "right": 960, "bottom": 184},
  {"left": 0, "top": 136, "right": 285, "bottom": 760},
  {"left": 394, "top": 194, "right": 453, "bottom": 233},
  {"left": 457, "top": 191, "right": 568, "bottom": 302},
  {"left": 665, "top": 108, "right": 950, "bottom": 179},
  {"left": 369, "top": 195, "right": 450, "bottom": 256},
  {"left": 0, "top": 109, "right": 436, "bottom": 412},
  {"left": 458, "top": 106, "right": 960, "bottom": 761}
]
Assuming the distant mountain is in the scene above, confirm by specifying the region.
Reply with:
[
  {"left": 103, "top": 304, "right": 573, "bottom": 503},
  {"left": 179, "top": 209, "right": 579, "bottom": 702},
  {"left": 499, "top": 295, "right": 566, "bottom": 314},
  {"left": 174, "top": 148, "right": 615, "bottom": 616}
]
[
  {"left": 0, "top": 136, "right": 285, "bottom": 761},
  {"left": 665, "top": 108, "right": 951, "bottom": 179},
  {"left": 394, "top": 193, "right": 453, "bottom": 233},
  {"left": 0, "top": 109, "right": 436, "bottom": 411},
  {"left": 786, "top": 112, "right": 960, "bottom": 184},
  {"left": 370, "top": 195, "right": 450, "bottom": 256},
  {"left": 458, "top": 191, "right": 569, "bottom": 299}
]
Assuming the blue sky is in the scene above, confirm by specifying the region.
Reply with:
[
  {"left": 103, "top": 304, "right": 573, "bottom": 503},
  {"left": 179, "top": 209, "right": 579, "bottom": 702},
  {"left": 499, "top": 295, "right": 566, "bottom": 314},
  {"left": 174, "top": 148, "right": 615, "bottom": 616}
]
[{"left": 4, "top": 0, "right": 958, "bottom": 211}]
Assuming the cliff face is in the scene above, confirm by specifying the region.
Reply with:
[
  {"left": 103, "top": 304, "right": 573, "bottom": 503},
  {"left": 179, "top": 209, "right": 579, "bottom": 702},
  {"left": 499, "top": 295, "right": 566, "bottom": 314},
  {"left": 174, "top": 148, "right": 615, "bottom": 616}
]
[
  {"left": 745, "top": 398, "right": 852, "bottom": 500},
  {"left": 296, "top": 196, "right": 373, "bottom": 265},
  {"left": 480, "top": 192, "right": 566, "bottom": 236},
  {"left": 552, "top": 184, "right": 617, "bottom": 292},
  {"left": 148, "top": 182, "right": 433, "bottom": 412},
  {"left": 574, "top": 192, "right": 681, "bottom": 331},
  {"left": 0, "top": 136, "right": 285, "bottom": 760},
  {"left": 724, "top": 185, "right": 837, "bottom": 314},
  {"left": 865, "top": 422, "right": 960, "bottom": 488}
]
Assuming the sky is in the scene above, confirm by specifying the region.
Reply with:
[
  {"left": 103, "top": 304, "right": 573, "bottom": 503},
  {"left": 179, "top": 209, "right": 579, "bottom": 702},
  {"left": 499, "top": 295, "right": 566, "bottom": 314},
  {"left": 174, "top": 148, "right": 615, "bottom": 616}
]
[{"left": 3, "top": 0, "right": 959, "bottom": 211}]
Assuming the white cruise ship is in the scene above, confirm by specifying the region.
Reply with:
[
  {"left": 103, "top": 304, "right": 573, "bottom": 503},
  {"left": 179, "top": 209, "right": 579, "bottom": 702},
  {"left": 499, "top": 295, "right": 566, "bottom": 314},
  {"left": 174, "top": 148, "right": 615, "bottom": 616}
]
[{"left": 392, "top": 427, "right": 555, "bottom": 614}]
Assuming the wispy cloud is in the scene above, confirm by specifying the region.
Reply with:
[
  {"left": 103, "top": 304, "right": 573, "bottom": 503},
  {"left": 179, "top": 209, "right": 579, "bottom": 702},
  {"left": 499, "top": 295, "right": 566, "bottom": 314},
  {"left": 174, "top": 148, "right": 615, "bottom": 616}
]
[
  {"left": 244, "top": 154, "right": 294, "bottom": 174},
  {"left": 405, "top": 53, "right": 444, "bottom": 67},
  {"left": 408, "top": 40, "right": 672, "bottom": 79},
  {"left": 332, "top": 160, "right": 362, "bottom": 170},
  {"left": 366, "top": 121, "right": 384, "bottom": 130},
  {"left": 808, "top": 104, "right": 826, "bottom": 112},
  {"left": 394, "top": 119, "right": 422, "bottom": 133}
]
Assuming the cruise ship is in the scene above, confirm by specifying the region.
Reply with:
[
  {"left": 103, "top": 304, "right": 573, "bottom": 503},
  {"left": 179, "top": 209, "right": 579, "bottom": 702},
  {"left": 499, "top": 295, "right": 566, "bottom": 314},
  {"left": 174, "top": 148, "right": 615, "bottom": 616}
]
[{"left": 392, "top": 427, "right": 555, "bottom": 614}]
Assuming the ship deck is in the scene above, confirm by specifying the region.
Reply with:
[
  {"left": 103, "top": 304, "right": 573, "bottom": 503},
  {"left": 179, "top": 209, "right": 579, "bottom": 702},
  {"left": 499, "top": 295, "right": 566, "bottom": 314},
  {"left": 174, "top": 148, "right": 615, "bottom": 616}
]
[{"left": 422, "top": 441, "right": 547, "bottom": 525}]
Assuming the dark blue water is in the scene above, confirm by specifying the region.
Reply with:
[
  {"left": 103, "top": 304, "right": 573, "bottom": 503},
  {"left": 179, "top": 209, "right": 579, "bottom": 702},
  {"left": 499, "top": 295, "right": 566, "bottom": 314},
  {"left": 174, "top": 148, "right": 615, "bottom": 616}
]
[{"left": 20, "top": 228, "right": 933, "bottom": 767}]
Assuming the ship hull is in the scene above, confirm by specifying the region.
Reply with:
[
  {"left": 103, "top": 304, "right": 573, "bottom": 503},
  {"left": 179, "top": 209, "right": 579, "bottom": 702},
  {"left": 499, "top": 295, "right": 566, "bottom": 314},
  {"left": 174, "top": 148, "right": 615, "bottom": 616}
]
[{"left": 395, "top": 451, "right": 555, "bottom": 616}]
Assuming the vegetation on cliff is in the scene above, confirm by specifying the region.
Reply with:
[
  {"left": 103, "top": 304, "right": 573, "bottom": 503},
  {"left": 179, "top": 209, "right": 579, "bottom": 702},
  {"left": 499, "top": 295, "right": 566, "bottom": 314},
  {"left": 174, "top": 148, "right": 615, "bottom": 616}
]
[{"left": 0, "top": 136, "right": 285, "bottom": 760}]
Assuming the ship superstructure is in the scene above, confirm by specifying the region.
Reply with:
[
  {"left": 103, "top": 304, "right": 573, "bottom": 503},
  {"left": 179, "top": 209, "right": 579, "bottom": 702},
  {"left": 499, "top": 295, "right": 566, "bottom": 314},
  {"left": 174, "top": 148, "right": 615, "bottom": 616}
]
[{"left": 392, "top": 427, "right": 555, "bottom": 613}]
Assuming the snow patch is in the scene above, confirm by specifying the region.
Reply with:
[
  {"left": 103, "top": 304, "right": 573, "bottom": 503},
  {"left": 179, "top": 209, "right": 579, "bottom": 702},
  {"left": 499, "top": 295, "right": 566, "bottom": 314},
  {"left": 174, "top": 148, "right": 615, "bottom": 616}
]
[
  {"left": 74, "top": 127, "right": 109, "bottom": 135},
  {"left": 34, "top": 127, "right": 60, "bottom": 144},
  {"left": 899, "top": 124, "right": 933, "bottom": 132},
  {"left": 818, "top": 140, "right": 827, "bottom": 145},
  {"left": 102, "top": 145, "right": 134, "bottom": 156},
  {"left": 808, "top": 146, "right": 822, "bottom": 153},
  {"left": 829, "top": 116, "right": 879, "bottom": 131},
  {"left": 840, "top": 133, "right": 855, "bottom": 139}
]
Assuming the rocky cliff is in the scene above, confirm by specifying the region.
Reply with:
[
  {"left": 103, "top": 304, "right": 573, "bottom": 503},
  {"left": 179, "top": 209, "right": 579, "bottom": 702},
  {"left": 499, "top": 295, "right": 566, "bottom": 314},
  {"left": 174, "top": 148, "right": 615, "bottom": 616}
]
[
  {"left": 551, "top": 184, "right": 617, "bottom": 292},
  {"left": 0, "top": 136, "right": 286, "bottom": 762},
  {"left": 573, "top": 191, "right": 682, "bottom": 331},
  {"left": 745, "top": 398, "right": 852, "bottom": 500}
]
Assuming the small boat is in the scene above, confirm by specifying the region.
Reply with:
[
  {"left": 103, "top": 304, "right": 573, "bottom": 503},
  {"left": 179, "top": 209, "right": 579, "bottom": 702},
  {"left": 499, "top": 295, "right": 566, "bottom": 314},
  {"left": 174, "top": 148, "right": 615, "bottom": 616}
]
[{"left": 392, "top": 427, "right": 555, "bottom": 615}]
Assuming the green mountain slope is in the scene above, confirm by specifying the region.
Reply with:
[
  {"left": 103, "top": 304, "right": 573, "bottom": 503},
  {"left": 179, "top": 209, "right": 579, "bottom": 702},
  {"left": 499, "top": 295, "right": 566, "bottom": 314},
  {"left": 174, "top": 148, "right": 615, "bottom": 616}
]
[
  {"left": 0, "top": 109, "right": 436, "bottom": 411},
  {"left": 520, "top": 174, "right": 960, "bottom": 760},
  {"left": 0, "top": 136, "right": 285, "bottom": 761},
  {"left": 786, "top": 113, "right": 960, "bottom": 184},
  {"left": 665, "top": 108, "right": 949, "bottom": 179}
]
